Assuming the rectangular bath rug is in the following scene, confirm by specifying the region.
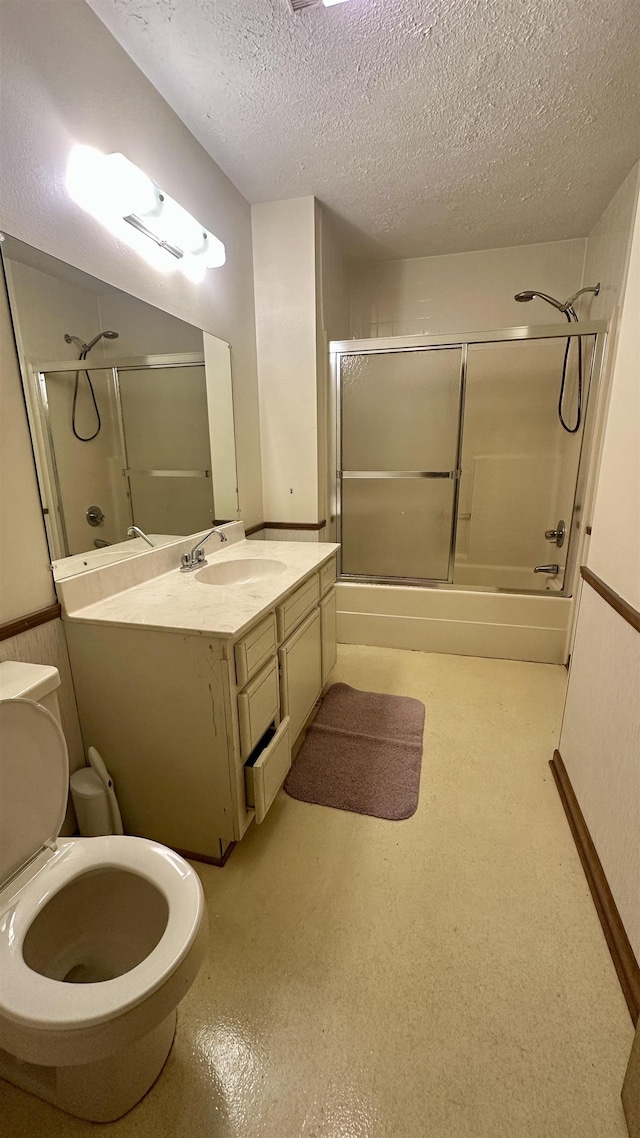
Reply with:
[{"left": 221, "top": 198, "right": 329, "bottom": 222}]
[{"left": 284, "top": 682, "right": 425, "bottom": 820}]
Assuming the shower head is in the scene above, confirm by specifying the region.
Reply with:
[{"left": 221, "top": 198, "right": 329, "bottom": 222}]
[
  {"left": 514, "top": 290, "right": 566, "bottom": 312},
  {"left": 64, "top": 330, "right": 119, "bottom": 356},
  {"left": 514, "top": 284, "right": 600, "bottom": 323},
  {"left": 84, "top": 330, "right": 119, "bottom": 353}
]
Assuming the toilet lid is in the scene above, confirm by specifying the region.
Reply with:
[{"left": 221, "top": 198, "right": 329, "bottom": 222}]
[{"left": 0, "top": 699, "right": 69, "bottom": 888}]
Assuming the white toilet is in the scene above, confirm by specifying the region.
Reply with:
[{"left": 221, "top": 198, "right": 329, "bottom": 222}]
[{"left": 0, "top": 661, "right": 208, "bottom": 1122}]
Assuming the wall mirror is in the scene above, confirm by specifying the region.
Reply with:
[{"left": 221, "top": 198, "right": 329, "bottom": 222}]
[{"left": 1, "top": 235, "right": 239, "bottom": 580}]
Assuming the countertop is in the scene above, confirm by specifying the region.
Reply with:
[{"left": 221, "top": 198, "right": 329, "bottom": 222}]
[{"left": 63, "top": 538, "right": 340, "bottom": 641}]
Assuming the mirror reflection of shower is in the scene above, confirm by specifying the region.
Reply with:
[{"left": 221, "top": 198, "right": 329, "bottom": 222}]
[
  {"left": 514, "top": 284, "right": 600, "bottom": 433},
  {"left": 63, "top": 329, "right": 119, "bottom": 441}
]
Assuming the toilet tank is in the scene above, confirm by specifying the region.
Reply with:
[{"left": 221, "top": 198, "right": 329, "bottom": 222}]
[{"left": 0, "top": 661, "right": 62, "bottom": 723}]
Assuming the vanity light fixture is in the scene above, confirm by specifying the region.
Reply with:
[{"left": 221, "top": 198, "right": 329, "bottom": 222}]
[
  {"left": 288, "top": 0, "right": 351, "bottom": 11},
  {"left": 66, "top": 146, "right": 225, "bottom": 281}
]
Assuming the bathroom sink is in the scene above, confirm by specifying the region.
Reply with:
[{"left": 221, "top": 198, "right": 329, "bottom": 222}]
[{"left": 195, "top": 559, "right": 287, "bottom": 586}]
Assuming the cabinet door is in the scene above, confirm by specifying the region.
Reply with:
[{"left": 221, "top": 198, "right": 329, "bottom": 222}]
[
  {"left": 279, "top": 608, "right": 322, "bottom": 743},
  {"left": 320, "top": 587, "right": 337, "bottom": 684}
]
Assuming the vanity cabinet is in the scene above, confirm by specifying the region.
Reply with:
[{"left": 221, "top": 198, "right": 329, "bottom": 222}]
[{"left": 65, "top": 552, "right": 338, "bottom": 863}]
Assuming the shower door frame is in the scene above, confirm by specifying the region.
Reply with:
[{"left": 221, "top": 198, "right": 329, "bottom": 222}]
[
  {"left": 330, "top": 321, "right": 607, "bottom": 598},
  {"left": 28, "top": 352, "right": 205, "bottom": 560}
]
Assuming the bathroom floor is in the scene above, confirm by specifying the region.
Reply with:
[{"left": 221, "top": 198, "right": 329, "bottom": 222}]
[{"left": 2, "top": 646, "right": 633, "bottom": 1138}]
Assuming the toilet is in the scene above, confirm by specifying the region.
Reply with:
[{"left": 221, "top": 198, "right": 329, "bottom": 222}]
[{"left": 0, "top": 661, "right": 208, "bottom": 1122}]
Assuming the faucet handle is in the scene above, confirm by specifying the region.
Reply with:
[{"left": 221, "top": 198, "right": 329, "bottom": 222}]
[
  {"left": 180, "top": 553, "right": 192, "bottom": 570},
  {"left": 195, "top": 548, "right": 206, "bottom": 563}
]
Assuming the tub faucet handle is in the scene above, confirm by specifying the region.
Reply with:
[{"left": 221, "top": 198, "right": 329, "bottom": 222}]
[{"left": 544, "top": 520, "right": 565, "bottom": 548}]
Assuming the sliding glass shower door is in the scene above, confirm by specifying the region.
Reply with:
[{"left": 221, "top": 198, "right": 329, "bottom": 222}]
[
  {"left": 117, "top": 362, "right": 214, "bottom": 536},
  {"left": 339, "top": 347, "right": 464, "bottom": 582}
]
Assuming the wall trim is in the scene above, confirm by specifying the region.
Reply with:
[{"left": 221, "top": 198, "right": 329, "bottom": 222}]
[
  {"left": 581, "top": 565, "right": 640, "bottom": 634},
  {"left": 246, "top": 520, "right": 326, "bottom": 535},
  {"left": 264, "top": 520, "right": 326, "bottom": 531},
  {"left": 0, "top": 603, "right": 61, "bottom": 643},
  {"left": 550, "top": 749, "right": 640, "bottom": 1026}
]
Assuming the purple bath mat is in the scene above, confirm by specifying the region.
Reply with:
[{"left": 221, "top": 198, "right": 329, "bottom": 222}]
[{"left": 284, "top": 682, "right": 425, "bottom": 820}]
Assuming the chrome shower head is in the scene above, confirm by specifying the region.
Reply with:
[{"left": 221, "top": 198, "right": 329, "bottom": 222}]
[
  {"left": 84, "top": 330, "right": 119, "bottom": 353},
  {"left": 65, "top": 330, "right": 119, "bottom": 356},
  {"left": 514, "top": 290, "right": 566, "bottom": 312}
]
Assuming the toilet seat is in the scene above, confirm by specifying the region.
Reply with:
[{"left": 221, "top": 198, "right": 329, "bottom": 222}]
[{"left": 0, "top": 835, "right": 204, "bottom": 1032}]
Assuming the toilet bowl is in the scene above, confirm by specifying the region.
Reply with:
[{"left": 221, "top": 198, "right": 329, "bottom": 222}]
[{"left": 0, "top": 663, "right": 208, "bottom": 1122}]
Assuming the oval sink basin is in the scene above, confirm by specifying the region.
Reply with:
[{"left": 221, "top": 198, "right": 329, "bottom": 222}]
[{"left": 195, "top": 558, "right": 287, "bottom": 586}]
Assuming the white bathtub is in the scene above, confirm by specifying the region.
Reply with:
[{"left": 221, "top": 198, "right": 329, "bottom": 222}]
[{"left": 336, "top": 581, "right": 571, "bottom": 664}]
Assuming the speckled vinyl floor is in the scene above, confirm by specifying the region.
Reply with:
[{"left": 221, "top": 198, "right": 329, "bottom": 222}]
[{"left": 2, "top": 647, "right": 634, "bottom": 1138}]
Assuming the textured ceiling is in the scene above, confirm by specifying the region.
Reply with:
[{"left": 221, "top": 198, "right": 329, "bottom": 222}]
[{"left": 86, "top": 0, "right": 640, "bottom": 260}]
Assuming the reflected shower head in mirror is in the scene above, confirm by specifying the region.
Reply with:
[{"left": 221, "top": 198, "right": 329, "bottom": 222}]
[
  {"left": 64, "top": 330, "right": 119, "bottom": 356},
  {"left": 62, "top": 331, "right": 119, "bottom": 441}
]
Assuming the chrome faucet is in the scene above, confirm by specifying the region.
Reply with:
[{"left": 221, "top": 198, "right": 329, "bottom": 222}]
[
  {"left": 180, "top": 526, "right": 228, "bottom": 572},
  {"left": 127, "top": 525, "right": 155, "bottom": 548}
]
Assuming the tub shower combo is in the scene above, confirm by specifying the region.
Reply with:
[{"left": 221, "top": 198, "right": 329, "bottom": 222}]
[{"left": 330, "top": 294, "right": 606, "bottom": 662}]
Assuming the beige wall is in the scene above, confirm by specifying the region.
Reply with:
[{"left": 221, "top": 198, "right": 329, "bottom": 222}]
[
  {"left": 252, "top": 197, "right": 320, "bottom": 524},
  {"left": 585, "top": 172, "right": 640, "bottom": 607},
  {"left": 349, "top": 238, "right": 587, "bottom": 338},
  {"left": 0, "top": 270, "right": 55, "bottom": 622},
  {"left": 559, "top": 172, "right": 640, "bottom": 960},
  {"left": 0, "top": 0, "right": 262, "bottom": 571}
]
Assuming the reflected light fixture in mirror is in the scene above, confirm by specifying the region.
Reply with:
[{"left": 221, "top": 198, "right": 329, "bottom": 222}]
[
  {"left": 66, "top": 146, "right": 226, "bottom": 283},
  {"left": 289, "top": 0, "right": 351, "bottom": 9}
]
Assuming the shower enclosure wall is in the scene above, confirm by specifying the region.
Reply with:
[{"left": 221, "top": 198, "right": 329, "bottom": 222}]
[{"left": 330, "top": 322, "right": 607, "bottom": 662}]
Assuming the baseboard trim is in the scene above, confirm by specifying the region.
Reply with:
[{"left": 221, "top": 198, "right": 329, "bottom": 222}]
[
  {"left": 172, "top": 841, "right": 236, "bottom": 868},
  {"left": 0, "top": 603, "right": 61, "bottom": 643},
  {"left": 550, "top": 749, "right": 640, "bottom": 1025}
]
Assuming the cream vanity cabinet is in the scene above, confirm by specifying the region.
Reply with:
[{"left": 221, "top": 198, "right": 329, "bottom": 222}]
[{"left": 65, "top": 554, "right": 337, "bottom": 863}]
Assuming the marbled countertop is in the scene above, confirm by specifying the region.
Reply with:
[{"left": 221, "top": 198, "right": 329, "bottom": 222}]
[{"left": 63, "top": 538, "right": 340, "bottom": 641}]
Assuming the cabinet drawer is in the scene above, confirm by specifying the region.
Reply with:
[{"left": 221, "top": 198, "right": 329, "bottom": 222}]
[
  {"left": 237, "top": 657, "right": 279, "bottom": 759},
  {"left": 319, "top": 556, "right": 337, "bottom": 597},
  {"left": 320, "top": 587, "right": 337, "bottom": 684},
  {"left": 244, "top": 716, "right": 291, "bottom": 824},
  {"left": 234, "top": 613, "right": 276, "bottom": 688},
  {"left": 276, "top": 574, "right": 320, "bottom": 642},
  {"left": 279, "top": 607, "right": 322, "bottom": 743}
]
